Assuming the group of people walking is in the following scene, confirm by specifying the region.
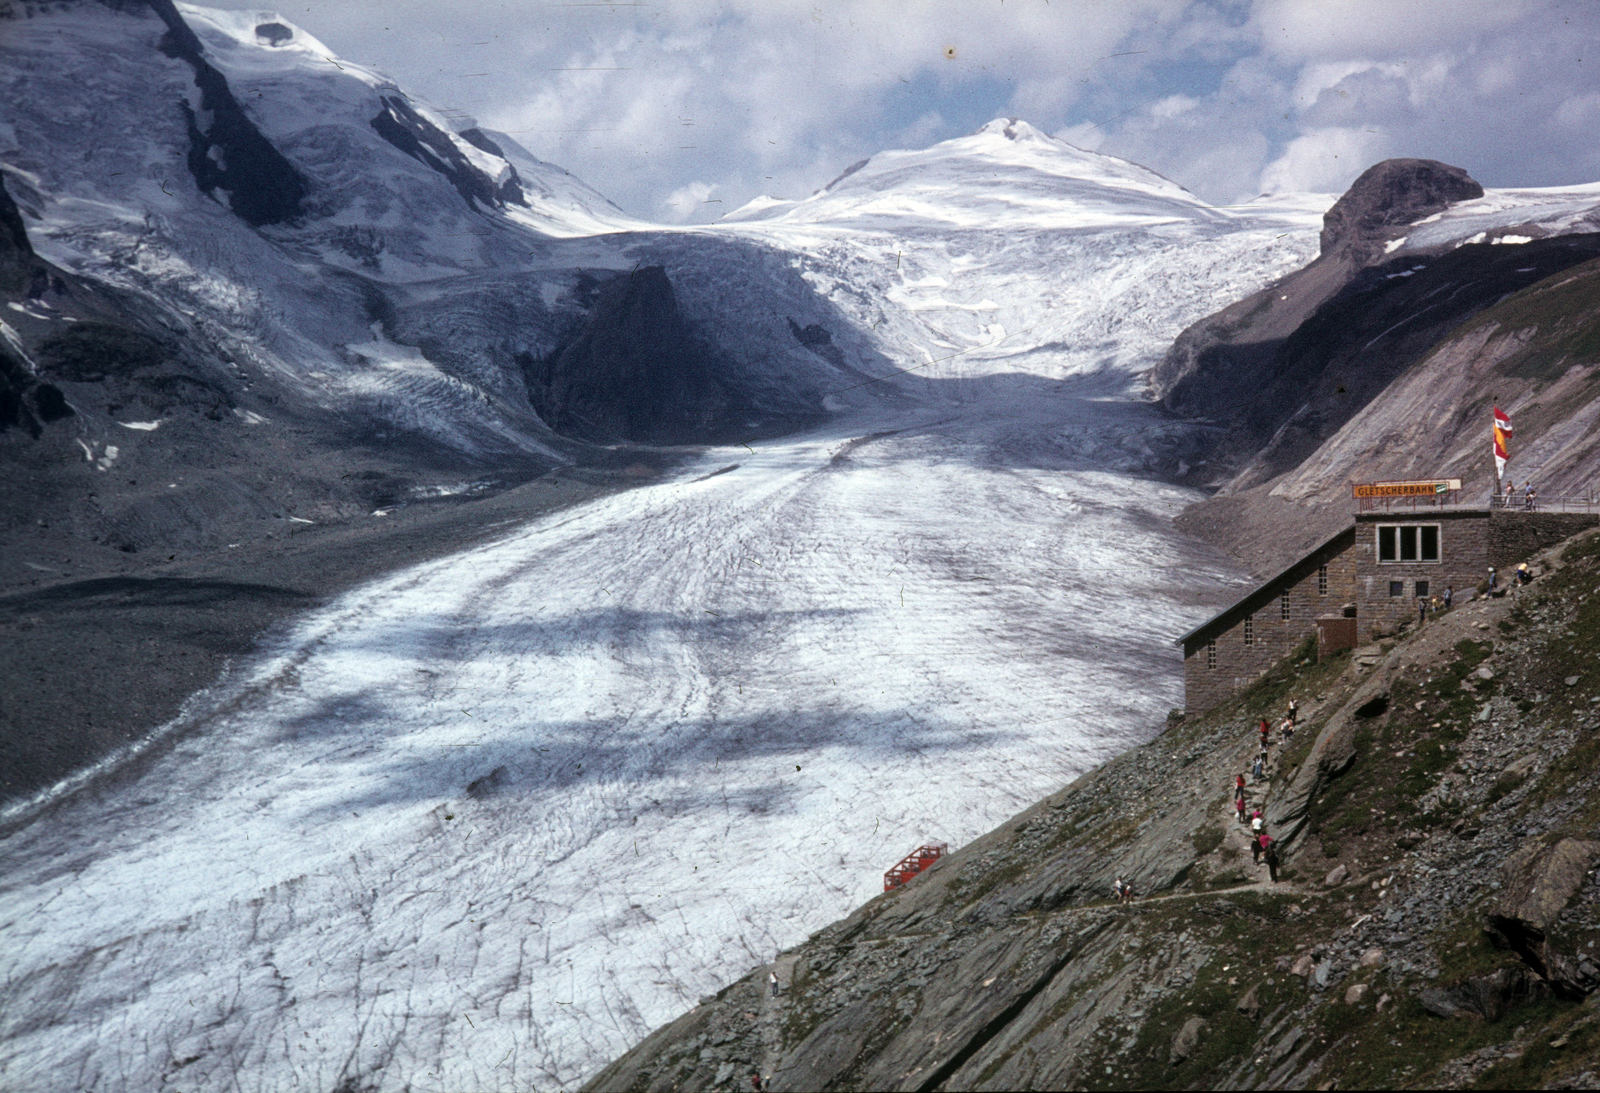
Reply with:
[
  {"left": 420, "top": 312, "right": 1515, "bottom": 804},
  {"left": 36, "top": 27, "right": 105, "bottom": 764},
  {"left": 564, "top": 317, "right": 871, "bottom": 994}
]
[
  {"left": 1113, "top": 699, "right": 1297, "bottom": 905},
  {"left": 1237, "top": 699, "right": 1296, "bottom": 883},
  {"left": 1236, "top": 783, "right": 1281, "bottom": 882},
  {"left": 1250, "top": 697, "right": 1295, "bottom": 777}
]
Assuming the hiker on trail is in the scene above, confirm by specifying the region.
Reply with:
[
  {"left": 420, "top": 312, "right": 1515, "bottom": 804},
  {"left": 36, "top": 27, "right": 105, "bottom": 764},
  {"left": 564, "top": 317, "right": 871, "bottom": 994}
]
[
  {"left": 1251, "top": 809, "right": 1264, "bottom": 837},
  {"left": 1265, "top": 838, "right": 1281, "bottom": 883},
  {"left": 1113, "top": 877, "right": 1130, "bottom": 903},
  {"left": 1525, "top": 482, "right": 1538, "bottom": 510},
  {"left": 1252, "top": 832, "right": 1267, "bottom": 864},
  {"left": 770, "top": 971, "right": 780, "bottom": 997},
  {"left": 1286, "top": 698, "right": 1298, "bottom": 725},
  {"left": 1488, "top": 566, "right": 1498, "bottom": 590},
  {"left": 1252, "top": 752, "right": 1265, "bottom": 781},
  {"left": 1418, "top": 598, "right": 1427, "bottom": 625},
  {"left": 1517, "top": 563, "right": 1533, "bottom": 585},
  {"left": 1259, "top": 719, "right": 1270, "bottom": 749},
  {"left": 1236, "top": 795, "right": 1248, "bottom": 824},
  {"left": 1235, "top": 773, "right": 1246, "bottom": 803},
  {"left": 1444, "top": 585, "right": 1454, "bottom": 610},
  {"left": 1280, "top": 716, "right": 1295, "bottom": 741}
]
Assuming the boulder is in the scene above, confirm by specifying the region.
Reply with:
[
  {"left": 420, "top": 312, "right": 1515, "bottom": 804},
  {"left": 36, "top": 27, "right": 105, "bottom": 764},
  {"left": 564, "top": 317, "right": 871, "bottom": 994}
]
[
  {"left": 1359, "top": 948, "right": 1385, "bottom": 968},
  {"left": 1422, "top": 967, "right": 1550, "bottom": 1021},
  {"left": 1488, "top": 838, "right": 1600, "bottom": 993},
  {"left": 1491, "top": 754, "right": 1539, "bottom": 797},
  {"left": 1325, "top": 864, "right": 1350, "bottom": 888},
  {"left": 1491, "top": 837, "right": 1600, "bottom": 934},
  {"left": 1291, "top": 954, "right": 1315, "bottom": 978},
  {"left": 1169, "top": 1016, "right": 1207, "bottom": 1064},
  {"left": 1456, "top": 967, "right": 1550, "bottom": 1021},
  {"left": 1344, "top": 982, "right": 1369, "bottom": 1005},
  {"left": 1419, "top": 987, "right": 1462, "bottom": 1018},
  {"left": 1236, "top": 984, "right": 1261, "bottom": 1020}
]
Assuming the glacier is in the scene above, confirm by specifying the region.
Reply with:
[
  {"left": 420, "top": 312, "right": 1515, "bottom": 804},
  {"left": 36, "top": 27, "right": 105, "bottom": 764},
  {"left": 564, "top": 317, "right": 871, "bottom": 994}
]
[{"left": 0, "top": 6, "right": 1382, "bottom": 1091}]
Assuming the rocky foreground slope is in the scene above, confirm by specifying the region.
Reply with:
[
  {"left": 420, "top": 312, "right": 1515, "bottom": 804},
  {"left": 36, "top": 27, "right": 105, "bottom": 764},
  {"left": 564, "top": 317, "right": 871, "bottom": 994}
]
[{"left": 589, "top": 524, "right": 1600, "bottom": 1090}]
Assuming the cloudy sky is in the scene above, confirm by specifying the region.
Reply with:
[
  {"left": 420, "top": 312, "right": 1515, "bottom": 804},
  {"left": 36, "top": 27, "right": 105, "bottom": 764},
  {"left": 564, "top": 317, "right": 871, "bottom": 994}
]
[{"left": 213, "top": 0, "right": 1599, "bottom": 222}]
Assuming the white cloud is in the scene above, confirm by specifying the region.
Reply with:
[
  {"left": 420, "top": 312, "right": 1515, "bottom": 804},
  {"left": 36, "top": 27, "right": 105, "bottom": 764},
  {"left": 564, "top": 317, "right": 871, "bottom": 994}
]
[
  {"left": 1250, "top": 0, "right": 1524, "bottom": 62},
  {"left": 1258, "top": 126, "right": 1392, "bottom": 195},
  {"left": 659, "top": 180, "right": 719, "bottom": 223},
  {"left": 1149, "top": 94, "right": 1200, "bottom": 120}
]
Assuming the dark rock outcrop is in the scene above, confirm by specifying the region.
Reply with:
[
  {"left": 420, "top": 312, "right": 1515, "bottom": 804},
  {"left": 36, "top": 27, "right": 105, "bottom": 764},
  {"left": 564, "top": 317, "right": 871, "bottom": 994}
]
[
  {"left": 0, "top": 171, "right": 34, "bottom": 286},
  {"left": 0, "top": 177, "right": 72, "bottom": 435},
  {"left": 144, "top": 0, "right": 308, "bottom": 226},
  {"left": 371, "top": 98, "right": 526, "bottom": 211},
  {"left": 1487, "top": 836, "right": 1600, "bottom": 996},
  {"left": 787, "top": 316, "right": 846, "bottom": 367},
  {"left": 254, "top": 22, "right": 293, "bottom": 46},
  {"left": 1320, "top": 159, "right": 1484, "bottom": 264},
  {"left": 524, "top": 266, "right": 743, "bottom": 444}
]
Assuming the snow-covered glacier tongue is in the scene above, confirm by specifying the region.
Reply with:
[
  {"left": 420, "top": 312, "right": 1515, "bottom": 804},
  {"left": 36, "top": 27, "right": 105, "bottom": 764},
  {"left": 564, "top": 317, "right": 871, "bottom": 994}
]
[{"left": 0, "top": 6, "right": 1333, "bottom": 1086}]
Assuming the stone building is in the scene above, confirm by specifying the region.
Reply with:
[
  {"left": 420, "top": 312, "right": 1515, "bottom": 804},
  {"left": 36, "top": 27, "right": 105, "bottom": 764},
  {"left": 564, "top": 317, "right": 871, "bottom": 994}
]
[{"left": 1177, "top": 508, "right": 1597, "bottom": 715}]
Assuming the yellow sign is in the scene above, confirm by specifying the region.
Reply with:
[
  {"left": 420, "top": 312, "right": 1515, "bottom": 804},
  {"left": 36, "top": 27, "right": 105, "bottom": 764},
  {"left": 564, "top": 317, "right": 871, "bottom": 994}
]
[{"left": 1352, "top": 479, "right": 1461, "bottom": 498}]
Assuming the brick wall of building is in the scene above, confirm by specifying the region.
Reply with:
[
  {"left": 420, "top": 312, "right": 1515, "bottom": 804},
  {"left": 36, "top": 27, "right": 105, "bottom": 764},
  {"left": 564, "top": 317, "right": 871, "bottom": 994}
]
[
  {"left": 1182, "top": 531, "right": 1355, "bottom": 714},
  {"left": 1353, "top": 510, "right": 1490, "bottom": 635},
  {"left": 1488, "top": 512, "right": 1600, "bottom": 568}
]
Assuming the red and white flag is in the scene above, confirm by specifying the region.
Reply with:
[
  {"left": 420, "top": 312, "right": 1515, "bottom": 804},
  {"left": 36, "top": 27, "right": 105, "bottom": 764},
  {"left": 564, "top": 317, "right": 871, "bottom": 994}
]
[{"left": 1493, "top": 405, "right": 1513, "bottom": 480}]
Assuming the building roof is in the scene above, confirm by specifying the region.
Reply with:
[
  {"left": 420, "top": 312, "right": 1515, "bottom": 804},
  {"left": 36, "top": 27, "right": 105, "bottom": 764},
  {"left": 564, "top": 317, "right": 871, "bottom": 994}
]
[{"left": 1174, "top": 524, "right": 1356, "bottom": 649}]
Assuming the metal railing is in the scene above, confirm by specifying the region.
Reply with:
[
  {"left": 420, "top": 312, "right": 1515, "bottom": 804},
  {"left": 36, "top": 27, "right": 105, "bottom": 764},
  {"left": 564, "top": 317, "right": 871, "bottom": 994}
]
[
  {"left": 1490, "top": 494, "right": 1600, "bottom": 512},
  {"left": 1354, "top": 493, "right": 1600, "bottom": 513},
  {"left": 1355, "top": 491, "right": 1467, "bottom": 512}
]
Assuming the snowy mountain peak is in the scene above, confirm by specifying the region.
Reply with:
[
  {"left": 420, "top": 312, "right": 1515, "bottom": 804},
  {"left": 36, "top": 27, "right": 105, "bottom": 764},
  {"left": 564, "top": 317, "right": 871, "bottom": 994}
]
[
  {"left": 177, "top": 3, "right": 339, "bottom": 63},
  {"left": 973, "top": 117, "right": 1050, "bottom": 142},
  {"left": 722, "top": 115, "right": 1215, "bottom": 231}
]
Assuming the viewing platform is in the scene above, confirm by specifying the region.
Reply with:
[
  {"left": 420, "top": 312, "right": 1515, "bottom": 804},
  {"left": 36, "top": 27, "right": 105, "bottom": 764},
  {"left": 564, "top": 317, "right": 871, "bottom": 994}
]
[
  {"left": 884, "top": 843, "right": 948, "bottom": 891},
  {"left": 1352, "top": 478, "right": 1600, "bottom": 514}
]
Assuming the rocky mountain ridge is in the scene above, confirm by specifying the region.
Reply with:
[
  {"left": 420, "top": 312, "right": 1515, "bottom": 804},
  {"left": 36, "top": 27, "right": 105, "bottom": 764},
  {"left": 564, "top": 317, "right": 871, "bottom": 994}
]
[
  {"left": 0, "top": 0, "right": 886, "bottom": 569},
  {"left": 589, "top": 524, "right": 1600, "bottom": 1091},
  {"left": 1155, "top": 159, "right": 1600, "bottom": 576}
]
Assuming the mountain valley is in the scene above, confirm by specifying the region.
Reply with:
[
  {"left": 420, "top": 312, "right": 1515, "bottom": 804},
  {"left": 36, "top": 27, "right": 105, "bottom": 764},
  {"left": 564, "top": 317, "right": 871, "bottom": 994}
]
[{"left": 3, "top": 3, "right": 1600, "bottom": 1091}]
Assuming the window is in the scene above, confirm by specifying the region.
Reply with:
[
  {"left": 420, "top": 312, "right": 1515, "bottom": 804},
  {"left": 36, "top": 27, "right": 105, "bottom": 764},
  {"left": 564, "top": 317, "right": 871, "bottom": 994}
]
[
  {"left": 1243, "top": 616, "right": 1254, "bottom": 645},
  {"left": 1377, "top": 523, "right": 1441, "bottom": 563},
  {"left": 1318, "top": 565, "right": 1328, "bottom": 596},
  {"left": 1390, "top": 581, "right": 1404, "bottom": 597},
  {"left": 1281, "top": 590, "right": 1291, "bottom": 620},
  {"left": 1206, "top": 640, "right": 1216, "bottom": 670},
  {"left": 1416, "top": 580, "right": 1430, "bottom": 599}
]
